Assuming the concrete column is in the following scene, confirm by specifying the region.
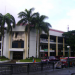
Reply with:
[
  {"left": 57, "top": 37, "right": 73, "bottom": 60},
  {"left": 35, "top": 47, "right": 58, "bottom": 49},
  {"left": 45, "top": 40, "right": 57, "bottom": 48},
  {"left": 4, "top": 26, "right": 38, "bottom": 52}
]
[
  {"left": 8, "top": 34, "right": 11, "bottom": 59},
  {"left": 27, "top": 33, "right": 28, "bottom": 58},
  {"left": 24, "top": 32, "right": 27, "bottom": 59},
  {"left": 48, "top": 35, "right": 50, "bottom": 56},
  {"left": 63, "top": 38, "right": 65, "bottom": 56},
  {"left": 56, "top": 36, "right": 58, "bottom": 56}
]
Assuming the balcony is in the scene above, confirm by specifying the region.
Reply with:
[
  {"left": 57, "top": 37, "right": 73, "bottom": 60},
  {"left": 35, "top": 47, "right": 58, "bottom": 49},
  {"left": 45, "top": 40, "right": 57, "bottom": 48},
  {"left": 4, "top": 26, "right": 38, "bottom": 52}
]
[
  {"left": 40, "top": 38, "right": 56, "bottom": 43},
  {"left": 9, "top": 48, "right": 24, "bottom": 51},
  {"left": 40, "top": 38, "right": 63, "bottom": 44}
]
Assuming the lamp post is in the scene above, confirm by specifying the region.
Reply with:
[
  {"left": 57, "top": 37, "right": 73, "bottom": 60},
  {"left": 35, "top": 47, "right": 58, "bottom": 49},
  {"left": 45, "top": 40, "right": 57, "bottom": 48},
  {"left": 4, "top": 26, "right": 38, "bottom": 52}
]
[{"left": 67, "top": 46, "right": 70, "bottom": 68}]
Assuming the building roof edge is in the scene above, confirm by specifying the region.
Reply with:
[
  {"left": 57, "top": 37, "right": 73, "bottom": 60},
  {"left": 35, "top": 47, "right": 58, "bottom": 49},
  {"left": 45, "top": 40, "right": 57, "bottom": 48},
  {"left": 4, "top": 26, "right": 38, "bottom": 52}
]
[{"left": 49, "top": 28, "right": 64, "bottom": 33}]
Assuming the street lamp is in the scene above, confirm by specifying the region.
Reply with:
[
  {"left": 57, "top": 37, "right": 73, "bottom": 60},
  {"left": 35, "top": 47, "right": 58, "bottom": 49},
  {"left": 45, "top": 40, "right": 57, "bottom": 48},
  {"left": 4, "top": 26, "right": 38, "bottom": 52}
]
[{"left": 67, "top": 46, "right": 70, "bottom": 68}]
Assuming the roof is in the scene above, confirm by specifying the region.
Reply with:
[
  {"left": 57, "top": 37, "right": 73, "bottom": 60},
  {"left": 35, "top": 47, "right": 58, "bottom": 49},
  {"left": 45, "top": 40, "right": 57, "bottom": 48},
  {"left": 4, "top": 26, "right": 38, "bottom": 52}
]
[{"left": 50, "top": 28, "right": 64, "bottom": 33}]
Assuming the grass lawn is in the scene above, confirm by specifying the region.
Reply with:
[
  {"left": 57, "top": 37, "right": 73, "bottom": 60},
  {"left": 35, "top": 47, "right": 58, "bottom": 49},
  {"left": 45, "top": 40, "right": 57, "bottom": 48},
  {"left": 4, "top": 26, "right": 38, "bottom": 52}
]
[
  {"left": 20, "top": 57, "right": 41, "bottom": 62},
  {"left": 0, "top": 56, "right": 9, "bottom": 61}
]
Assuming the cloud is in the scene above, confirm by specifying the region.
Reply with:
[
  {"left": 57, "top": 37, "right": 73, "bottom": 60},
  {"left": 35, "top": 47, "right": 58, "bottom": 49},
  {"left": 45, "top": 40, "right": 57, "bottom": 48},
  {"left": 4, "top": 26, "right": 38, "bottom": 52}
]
[
  {"left": 67, "top": 9, "right": 75, "bottom": 17},
  {"left": 6, "top": 0, "right": 54, "bottom": 13},
  {"left": 0, "top": 0, "right": 54, "bottom": 23},
  {"left": 1, "top": 0, "right": 75, "bottom": 32},
  {"left": 55, "top": 9, "right": 75, "bottom": 31}
]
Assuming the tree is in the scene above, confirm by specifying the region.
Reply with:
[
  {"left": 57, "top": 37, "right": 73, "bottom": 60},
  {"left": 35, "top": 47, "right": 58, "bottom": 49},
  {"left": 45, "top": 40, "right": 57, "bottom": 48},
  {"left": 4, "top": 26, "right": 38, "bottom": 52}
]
[
  {"left": 17, "top": 8, "right": 39, "bottom": 58},
  {"left": 63, "top": 30, "right": 75, "bottom": 56},
  {"left": 0, "top": 13, "right": 16, "bottom": 56},
  {"left": 32, "top": 13, "right": 52, "bottom": 58}
]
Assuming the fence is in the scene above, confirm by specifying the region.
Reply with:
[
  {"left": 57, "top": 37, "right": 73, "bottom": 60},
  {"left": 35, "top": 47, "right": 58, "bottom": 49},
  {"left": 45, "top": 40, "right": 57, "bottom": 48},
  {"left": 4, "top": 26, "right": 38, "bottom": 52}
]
[{"left": 0, "top": 62, "right": 55, "bottom": 75}]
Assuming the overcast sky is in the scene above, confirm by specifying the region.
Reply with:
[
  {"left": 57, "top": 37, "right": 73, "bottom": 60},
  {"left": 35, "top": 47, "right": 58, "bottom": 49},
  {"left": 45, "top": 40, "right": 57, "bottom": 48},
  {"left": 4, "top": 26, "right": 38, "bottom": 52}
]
[{"left": 0, "top": 0, "right": 75, "bottom": 32}]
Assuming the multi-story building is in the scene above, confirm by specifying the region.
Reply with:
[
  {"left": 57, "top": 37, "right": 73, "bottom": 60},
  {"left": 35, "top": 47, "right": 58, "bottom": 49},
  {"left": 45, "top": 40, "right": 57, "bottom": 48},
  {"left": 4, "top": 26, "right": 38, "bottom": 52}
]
[
  {"left": 0, "top": 26, "right": 71, "bottom": 59},
  {"left": 40, "top": 28, "right": 67, "bottom": 57}
]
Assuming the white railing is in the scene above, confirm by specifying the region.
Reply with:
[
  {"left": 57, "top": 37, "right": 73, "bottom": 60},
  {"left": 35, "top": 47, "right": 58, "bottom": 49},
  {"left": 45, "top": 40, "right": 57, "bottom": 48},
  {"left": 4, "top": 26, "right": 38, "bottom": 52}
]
[{"left": 9, "top": 48, "right": 24, "bottom": 51}]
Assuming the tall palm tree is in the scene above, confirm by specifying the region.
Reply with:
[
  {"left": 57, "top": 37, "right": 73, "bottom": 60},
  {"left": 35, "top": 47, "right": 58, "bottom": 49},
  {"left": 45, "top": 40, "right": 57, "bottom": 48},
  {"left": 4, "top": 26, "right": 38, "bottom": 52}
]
[
  {"left": 32, "top": 13, "right": 52, "bottom": 58},
  {"left": 17, "top": 8, "right": 38, "bottom": 58},
  {"left": 0, "top": 13, "right": 16, "bottom": 56}
]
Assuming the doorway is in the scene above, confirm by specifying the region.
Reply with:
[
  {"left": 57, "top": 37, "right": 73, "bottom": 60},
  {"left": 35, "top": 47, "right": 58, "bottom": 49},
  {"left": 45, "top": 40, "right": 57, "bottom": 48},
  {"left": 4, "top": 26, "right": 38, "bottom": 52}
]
[{"left": 13, "top": 51, "right": 23, "bottom": 60}]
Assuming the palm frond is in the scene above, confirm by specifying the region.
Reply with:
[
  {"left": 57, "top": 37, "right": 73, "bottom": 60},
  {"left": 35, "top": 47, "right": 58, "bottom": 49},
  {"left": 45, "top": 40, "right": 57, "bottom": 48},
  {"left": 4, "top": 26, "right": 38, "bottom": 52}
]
[
  {"left": 40, "top": 15, "right": 48, "bottom": 21},
  {"left": 31, "top": 12, "right": 39, "bottom": 18},
  {"left": 9, "top": 14, "right": 16, "bottom": 28},
  {"left": 44, "top": 22, "right": 52, "bottom": 27},
  {"left": 17, "top": 18, "right": 27, "bottom": 25},
  {"left": 18, "top": 12, "right": 26, "bottom": 18},
  {"left": 2, "top": 16, "right": 5, "bottom": 26},
  {"left": 29, "top": 8, "right": 35, "bottom": 16}
]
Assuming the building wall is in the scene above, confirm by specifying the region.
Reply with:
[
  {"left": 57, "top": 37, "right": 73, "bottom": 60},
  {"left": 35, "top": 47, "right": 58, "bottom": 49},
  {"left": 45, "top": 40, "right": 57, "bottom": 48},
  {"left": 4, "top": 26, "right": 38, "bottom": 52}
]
[
  {"left": 3, "top": 26, "right": 65, "bottom": 59},
  {"left": 29, "top": 29, "right": 36, "bottom": 57},
  {"left": 12, "top": 26, "right": 25, "bottom": 31},
  {"left": 3, "top": 26, "right": 37, "bottom": 59},
  {"left": 42, "top": 28, "right": 64, "bottom": 37},
  {"left": 3, "top": 32, "right": 9, "bottom": 58},
  {"left": 49, "top": 30, "right": 63, "bottom": 37},
  {"left": 10, "top": 52, "right": 13, "bottom": 60}
]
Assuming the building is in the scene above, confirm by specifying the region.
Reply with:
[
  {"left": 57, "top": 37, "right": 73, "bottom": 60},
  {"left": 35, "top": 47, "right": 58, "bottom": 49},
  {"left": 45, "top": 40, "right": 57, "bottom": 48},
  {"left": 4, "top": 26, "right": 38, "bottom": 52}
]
[
  {"left": 40, "top": 28, "right": 66, "bottom": 58},
  {"left": 0, "top": 26, "right": 71, "bottom": 59}
]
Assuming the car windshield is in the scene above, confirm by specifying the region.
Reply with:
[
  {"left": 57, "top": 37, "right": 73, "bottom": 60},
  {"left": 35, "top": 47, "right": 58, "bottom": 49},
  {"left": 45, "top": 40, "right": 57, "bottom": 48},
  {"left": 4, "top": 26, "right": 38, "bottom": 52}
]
[{"left": 49, "top": 56, "right": 55, "bottom": 59}]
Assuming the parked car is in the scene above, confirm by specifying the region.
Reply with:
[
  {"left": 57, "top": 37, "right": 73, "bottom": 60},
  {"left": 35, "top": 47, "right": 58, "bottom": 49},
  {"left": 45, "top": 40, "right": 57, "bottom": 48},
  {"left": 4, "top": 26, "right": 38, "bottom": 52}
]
[
  {"left": 48, "top": 56, "right": 59, "bottom": 61},
  {"left": 41, "top": 56, "right": 58, "bottom": 63},
  {"left": 41, "top": 58, "right": 48, "bottom": 63},
  {"left": 55, "top": 55, "right": 63, "bottom": 60}
]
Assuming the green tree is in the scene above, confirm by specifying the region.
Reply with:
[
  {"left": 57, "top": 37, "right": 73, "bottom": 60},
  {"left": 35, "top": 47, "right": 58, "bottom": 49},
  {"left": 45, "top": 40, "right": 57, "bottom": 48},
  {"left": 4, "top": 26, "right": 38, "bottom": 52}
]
[
  {"left": 32, "top": 13, "right": 52, "bottom": 58},
  {"left": 63, "top": 30, "right": 75, "bottom": 56},
  {"left": 0, "top": 13, "right": 16, "bottom": 56},
  {"left": 17, "top": 8, "right": 38, "bottom": 58}
]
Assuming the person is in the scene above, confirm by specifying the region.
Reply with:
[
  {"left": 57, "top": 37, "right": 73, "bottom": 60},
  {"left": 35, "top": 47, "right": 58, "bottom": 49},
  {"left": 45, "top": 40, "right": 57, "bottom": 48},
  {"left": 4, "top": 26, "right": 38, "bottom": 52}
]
[
  {"left": 33, "top": 58, "right": 34, "bottom": 63},
  {"left": 34, "top": 60, "right": 36, "bottom": 63},
  {"left": 32, "top": 57, "right": 36, "bottom": 63}
]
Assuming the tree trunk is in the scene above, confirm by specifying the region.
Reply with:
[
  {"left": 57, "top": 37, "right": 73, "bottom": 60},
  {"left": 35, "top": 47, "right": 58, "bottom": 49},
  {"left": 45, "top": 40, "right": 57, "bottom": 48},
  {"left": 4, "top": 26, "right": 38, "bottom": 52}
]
[
  {"left": 1, "top": 27, "right": 4, "bottom": 57},
  {"left": 2, "top": 36, "right": 4, "bottom": 56},
  {"left": 36, "top": 33, "right": 37, "bottom": 58},
  {"left": 28, "top": 24, "right": 30, "bottom": 58},
  {"left": 38, "top": 31, "right": 40, "bottom": 58},
  {"left": 36, "top": 29, "right": 38, "bottom": 58}
]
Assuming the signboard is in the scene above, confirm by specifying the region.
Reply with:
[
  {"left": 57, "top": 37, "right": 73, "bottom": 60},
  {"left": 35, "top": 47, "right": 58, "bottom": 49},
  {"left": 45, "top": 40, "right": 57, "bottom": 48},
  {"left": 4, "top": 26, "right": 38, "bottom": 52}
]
[{"left": 44, "top": 49, "right": 48, "bottom": 51}]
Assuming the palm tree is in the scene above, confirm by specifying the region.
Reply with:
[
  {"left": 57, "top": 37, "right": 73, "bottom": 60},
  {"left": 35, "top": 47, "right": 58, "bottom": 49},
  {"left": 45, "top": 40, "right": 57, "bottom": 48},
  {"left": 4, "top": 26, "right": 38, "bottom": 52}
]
[
  {"left": 0, "top": 13, "right": 16, "bottom": 56},
  {"left": 32, "top": 13, "right": 52, "bottom": 58},
  {"left": 17, "top": 8, "right": 38, "bottom": 58}
]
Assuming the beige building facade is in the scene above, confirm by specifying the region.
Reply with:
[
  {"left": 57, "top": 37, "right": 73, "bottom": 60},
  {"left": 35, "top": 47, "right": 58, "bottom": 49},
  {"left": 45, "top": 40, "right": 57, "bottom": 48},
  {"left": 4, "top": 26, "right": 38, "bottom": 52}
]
[{"left": 0, "top": 26, "right": 71, "bottom": 59}]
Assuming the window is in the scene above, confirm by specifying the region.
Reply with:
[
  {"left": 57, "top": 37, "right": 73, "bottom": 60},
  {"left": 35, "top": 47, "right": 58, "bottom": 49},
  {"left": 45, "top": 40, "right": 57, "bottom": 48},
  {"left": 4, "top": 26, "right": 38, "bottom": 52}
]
[
  {"left": 0, "top": 36, "right": 1, "bottom": 41},
  {"left": 12, "top": 40, "right": 24, "bottom": 48},
  {"left": 0, "top": 43, "right": 1, "bottom": 49},
  {"left": 12, "top": 32, "right": 24, "bottom": 48}
]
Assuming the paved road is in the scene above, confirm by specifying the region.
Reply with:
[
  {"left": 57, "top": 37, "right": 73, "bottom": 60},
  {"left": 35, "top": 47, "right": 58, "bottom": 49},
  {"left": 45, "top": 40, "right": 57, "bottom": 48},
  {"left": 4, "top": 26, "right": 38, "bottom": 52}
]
[{"left": 13, "top": 67, "right": 75, "bottom": 75}]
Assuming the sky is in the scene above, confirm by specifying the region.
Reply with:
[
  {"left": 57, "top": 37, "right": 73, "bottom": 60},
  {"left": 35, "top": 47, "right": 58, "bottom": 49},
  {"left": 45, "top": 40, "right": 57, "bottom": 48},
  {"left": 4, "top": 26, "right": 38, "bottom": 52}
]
[{"left": 0, "top": 0, "right": 75, "bottom": 32}]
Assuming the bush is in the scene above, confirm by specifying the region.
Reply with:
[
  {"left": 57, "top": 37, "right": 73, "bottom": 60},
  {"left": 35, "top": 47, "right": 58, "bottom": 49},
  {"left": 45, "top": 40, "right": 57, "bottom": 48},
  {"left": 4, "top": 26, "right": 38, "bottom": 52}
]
[{"left": 0, "top": 56, "right": 9, "bottom": 59}]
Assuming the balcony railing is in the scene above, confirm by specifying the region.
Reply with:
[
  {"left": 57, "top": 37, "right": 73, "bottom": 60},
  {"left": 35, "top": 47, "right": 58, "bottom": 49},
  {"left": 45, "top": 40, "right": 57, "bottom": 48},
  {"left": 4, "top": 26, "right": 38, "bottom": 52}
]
[
  {"left": 40, "top": 38, "right": 63, "bottom": 44},
  {"left": 9, "top": 48, "right": 24, "bottom": 51}
]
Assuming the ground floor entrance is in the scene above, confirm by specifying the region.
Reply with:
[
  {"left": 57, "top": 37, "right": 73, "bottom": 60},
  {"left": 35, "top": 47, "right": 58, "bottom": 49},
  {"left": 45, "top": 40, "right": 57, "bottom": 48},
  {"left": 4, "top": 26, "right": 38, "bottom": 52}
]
[
  {"left": 40, "top": 52, "right": 63, "bottom": 58},
  {"left": 13, "top": 51, "right": 23, "bottom": 60}
]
